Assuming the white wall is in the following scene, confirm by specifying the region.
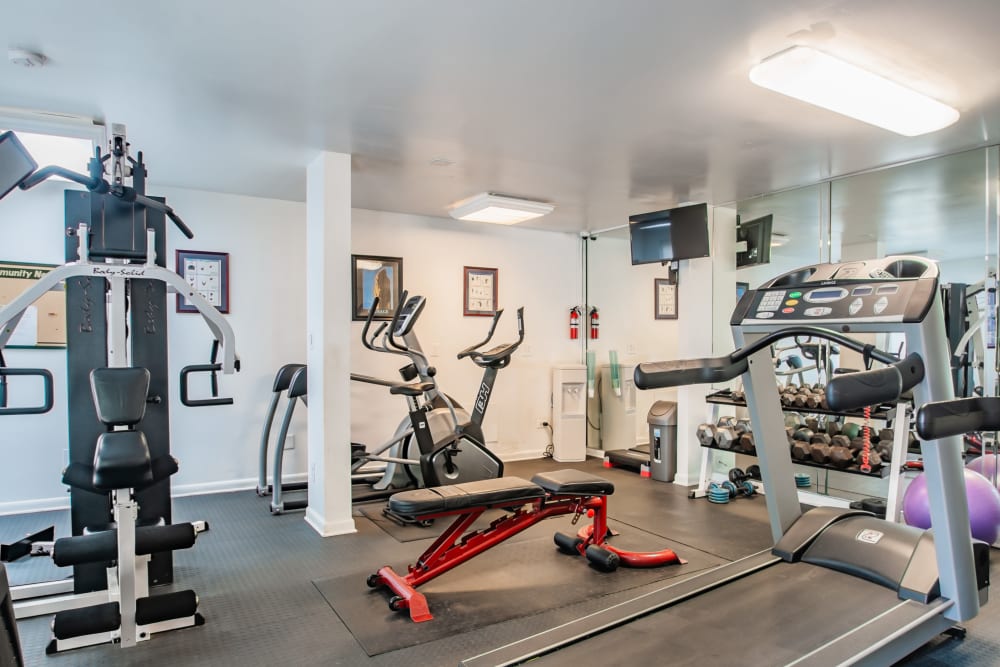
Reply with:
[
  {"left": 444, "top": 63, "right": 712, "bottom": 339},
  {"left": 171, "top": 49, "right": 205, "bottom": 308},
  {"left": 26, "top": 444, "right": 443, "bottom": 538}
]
[
  {"left": 348, "top": 209, "right": 581, "bottom": 461},
  {"left": 0, "top": 182, "right": 307, "bottom": 510},
  {"left": 0, "top": 186, "right": 581, "bottom": 511},
  {"left": 585, "top": 233, "right": 679, "bottom": 449}
]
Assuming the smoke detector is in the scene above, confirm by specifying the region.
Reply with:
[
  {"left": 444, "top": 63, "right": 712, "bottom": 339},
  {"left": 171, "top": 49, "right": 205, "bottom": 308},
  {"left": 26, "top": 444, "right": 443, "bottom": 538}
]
[{"left": 8, "top": 49, "right": 47, "bottom": 68}]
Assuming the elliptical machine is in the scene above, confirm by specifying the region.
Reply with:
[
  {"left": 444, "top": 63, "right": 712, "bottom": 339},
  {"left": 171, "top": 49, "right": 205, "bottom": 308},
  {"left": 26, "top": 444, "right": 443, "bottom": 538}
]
[{"left": 354, "top": 292, "right": 523, "bottom": 516}]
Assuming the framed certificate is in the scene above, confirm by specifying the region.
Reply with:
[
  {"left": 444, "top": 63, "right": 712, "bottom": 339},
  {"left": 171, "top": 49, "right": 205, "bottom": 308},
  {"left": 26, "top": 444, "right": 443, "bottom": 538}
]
[
  {"left": 176, "top": 250, "right": 230, "bottom": 313},
  {"left": 464, "top": 266, "right": 498, "bottom": 316},
  {"left": 655, "top": 278, "right": 677, "bottom": 320}
]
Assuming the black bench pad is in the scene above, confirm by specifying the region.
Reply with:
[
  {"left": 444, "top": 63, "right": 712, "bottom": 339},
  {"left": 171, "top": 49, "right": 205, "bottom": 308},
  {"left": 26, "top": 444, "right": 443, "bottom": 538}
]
[
  {"left": 531, "top": 470, "right": 614, "bottom": 496},
  {"left": 388, "top": 477, "right": 545, "bottom": 516}
]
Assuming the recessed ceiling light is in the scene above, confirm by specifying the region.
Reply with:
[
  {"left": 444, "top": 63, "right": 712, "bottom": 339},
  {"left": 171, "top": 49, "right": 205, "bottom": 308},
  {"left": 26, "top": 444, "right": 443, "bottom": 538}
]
[
  {"left": 429, "top": 156, "right": 455, "bottom": 167},
  {"left": 749, "top": 46, "right": 960, "bottom": 136},
  {"left": 447, "top": 193, "right": 554, "bottom": 225}
]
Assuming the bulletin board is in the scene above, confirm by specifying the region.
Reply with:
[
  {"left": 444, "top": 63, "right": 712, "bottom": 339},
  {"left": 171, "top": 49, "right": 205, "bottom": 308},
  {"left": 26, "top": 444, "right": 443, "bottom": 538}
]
[{"left": 0, "top": 261, "right": 66, "bottom": 348}]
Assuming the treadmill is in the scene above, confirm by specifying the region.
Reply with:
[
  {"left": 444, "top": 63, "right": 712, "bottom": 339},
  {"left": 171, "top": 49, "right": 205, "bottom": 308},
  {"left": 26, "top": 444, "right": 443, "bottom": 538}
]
[{"left": 463, "top": 256, "right": 990, "bottom": 667}]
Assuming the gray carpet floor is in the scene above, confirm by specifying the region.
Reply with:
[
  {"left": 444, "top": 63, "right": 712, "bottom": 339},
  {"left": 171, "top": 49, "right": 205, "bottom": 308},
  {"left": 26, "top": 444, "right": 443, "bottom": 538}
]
[{"left": 0, "top": 457, "right": 995, "bottom": 666}]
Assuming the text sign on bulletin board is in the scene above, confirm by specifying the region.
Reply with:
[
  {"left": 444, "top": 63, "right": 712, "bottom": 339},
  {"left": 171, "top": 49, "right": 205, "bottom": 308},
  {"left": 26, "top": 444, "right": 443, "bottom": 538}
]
[{"left": 0, "top": 261, "right": 66, "bottom": 348}]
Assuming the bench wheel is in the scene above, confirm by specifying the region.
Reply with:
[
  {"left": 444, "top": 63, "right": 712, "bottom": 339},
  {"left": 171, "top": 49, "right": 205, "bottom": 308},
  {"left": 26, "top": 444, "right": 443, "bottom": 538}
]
[
  {"left": 366, "top": 574, "right": 381, "bottom": 588},
  {"left": 554, "top": 531, "right": 583, "bottom": 555},
  {"left": 388, "top": 595, "right": 406, "bottom": 612},
  {"left": 585, "top": 545, "right": 620, "bottom": 572}
]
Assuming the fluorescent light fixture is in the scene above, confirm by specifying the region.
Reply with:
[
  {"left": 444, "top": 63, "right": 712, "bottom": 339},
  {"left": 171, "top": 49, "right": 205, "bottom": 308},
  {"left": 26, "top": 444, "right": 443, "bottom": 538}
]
[
  {"left": 749, "top": 46, "right": 959, "bottom": 136},
  {"left": 448, "top": 193, "right": 554, "bottom": 225},
  {"left": 770, "top": 233, "right": 790, "bottom": 247}
]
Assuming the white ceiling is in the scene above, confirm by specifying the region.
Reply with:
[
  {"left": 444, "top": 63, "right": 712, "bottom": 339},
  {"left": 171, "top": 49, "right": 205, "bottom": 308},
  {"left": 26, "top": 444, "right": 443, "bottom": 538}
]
[{"left": 4, "top": 0, "right": 1000, "bottom": 233}]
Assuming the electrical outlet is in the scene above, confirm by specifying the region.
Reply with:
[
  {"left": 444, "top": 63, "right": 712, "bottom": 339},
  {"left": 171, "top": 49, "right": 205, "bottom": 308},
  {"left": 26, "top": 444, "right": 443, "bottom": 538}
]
[{"left": 286, "top": 433, "right": 295, "bottom": 450}]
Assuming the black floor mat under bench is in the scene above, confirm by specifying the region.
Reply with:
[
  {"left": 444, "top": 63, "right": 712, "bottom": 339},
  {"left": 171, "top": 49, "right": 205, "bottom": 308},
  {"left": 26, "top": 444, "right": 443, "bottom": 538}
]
[{"left": 314, "top": 525, "right": 724, "bottom": 656}]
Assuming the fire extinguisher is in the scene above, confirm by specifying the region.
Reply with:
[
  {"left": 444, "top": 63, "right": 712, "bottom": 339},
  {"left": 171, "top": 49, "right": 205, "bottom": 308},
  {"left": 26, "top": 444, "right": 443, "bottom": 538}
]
[
  {"left": 569, "top": 306, "right": 581, "bottom": 340},
  {"left": 589, "top": 307, "right": 600, "bottom": 340}
]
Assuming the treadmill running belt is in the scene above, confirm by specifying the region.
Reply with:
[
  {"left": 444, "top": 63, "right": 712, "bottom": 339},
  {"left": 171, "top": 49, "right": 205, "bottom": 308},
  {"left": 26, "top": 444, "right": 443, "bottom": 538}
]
[{"left": 527, "top": 561, "right": 905, "bottom": 666}]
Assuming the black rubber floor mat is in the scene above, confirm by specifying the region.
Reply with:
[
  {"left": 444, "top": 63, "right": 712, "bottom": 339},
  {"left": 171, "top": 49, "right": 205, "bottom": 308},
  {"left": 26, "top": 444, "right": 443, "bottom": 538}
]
[{"left": 314, "top": 529, "right": 724, "bottom": 656}]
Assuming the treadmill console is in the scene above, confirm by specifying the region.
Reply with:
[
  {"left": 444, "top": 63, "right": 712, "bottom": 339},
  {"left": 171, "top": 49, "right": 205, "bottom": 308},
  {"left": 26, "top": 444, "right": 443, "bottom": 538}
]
[
  {"left": 732, "top": 256, "right": 939, "bottom": 326},
  {"left": 394, "top": 296, "right": 426, "bottom": 336}
]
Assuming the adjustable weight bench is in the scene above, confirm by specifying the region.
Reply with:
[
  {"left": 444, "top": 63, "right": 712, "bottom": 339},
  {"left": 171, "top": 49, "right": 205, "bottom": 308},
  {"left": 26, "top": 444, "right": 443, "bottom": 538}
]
[{"left": 367, "top": 469, "right": 686, "bottom": 622}]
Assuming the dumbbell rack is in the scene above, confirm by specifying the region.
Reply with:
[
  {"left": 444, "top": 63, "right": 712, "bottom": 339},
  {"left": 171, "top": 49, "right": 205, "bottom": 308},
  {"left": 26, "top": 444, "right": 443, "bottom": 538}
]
[{"left": 693, "top": 393, "right": 914, "bottom": 521}]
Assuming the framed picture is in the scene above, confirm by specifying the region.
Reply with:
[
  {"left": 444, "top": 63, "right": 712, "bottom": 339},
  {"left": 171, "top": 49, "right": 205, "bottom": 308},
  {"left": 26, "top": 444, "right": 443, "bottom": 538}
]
[
  {"left": 464, "top": 266, "right": 498, "bottom": 316},
  {"left": 352, "top": 255, "right": 403, "bottom": 321},
  {"left": 654, "top": 278, "right": 678, "bottom": 320},
  {"left": 176, "top": 250, "right": 230, "bottom": 314}
]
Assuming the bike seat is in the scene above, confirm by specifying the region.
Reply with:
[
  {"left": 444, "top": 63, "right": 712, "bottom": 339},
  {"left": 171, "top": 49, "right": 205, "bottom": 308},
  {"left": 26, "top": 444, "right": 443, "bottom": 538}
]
[{"left": 389, "top": 381, "right": 435, "bottom": 397}]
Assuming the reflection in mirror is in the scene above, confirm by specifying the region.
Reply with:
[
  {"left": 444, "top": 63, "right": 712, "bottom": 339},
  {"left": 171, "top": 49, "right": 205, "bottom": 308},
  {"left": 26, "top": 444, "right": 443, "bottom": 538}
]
[
  {"left": 583, "top": 226, "right": 680, "bottom": 460},
  {"left": 831, "top": 148, "right": 995, "bottom": 397},
  {"left": 736, "top": 184, "right": 824, "bottom": 291}
]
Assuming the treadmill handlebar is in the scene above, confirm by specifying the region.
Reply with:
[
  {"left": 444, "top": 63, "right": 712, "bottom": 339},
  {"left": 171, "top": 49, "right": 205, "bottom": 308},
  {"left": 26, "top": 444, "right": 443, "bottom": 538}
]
[
  {"left": 635, "top": 356, "right": 748, "bottom": 389},
  {"left": 916, "top": 396, "right": 1000, "bottom": 440},
  {"left": 635, "top": 326, "right": 901, "bottom": 391},
  {"left": 824, "top": 352, "right": 924, "bottom": 412}
]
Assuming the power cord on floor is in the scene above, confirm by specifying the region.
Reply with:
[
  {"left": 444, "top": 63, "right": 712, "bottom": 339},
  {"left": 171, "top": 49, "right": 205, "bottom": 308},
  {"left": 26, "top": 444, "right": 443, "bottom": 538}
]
[{"left": 542, "top": 422, "right": 554, "bottom": 457}]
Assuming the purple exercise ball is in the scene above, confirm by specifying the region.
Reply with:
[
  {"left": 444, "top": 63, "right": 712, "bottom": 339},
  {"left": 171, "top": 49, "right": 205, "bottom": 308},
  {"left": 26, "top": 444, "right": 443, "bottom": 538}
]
[
  {"left": 902, "top": 469, "right": 1000, "bottom": 544},
  {"left": 966, "top": 456, "right": 1000, "bottom": 488}
]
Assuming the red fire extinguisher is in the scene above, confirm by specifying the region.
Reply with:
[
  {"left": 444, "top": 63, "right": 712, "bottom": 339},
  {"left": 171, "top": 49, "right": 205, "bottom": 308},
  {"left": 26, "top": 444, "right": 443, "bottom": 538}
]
[
  {"left": 569, "top": 306, "right": 581, "bottom": 340},
  {"left": 589, "top": 307, "right": 600, "bottom": 340}
]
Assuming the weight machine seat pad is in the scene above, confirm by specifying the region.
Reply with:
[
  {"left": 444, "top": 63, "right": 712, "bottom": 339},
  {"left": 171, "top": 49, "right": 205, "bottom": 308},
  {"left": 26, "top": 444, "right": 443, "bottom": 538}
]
[
  {"left": 530, "top": 469, "right": 615, "bottom": 496},
  {"left": 90, "top": 367, "right": 150, "bottom": 426},
  {"left": 388, "top": 477, "right": 545, "bottom": 516},
  {"left": 63, "top": 455, "right": 178, "bottom": 494},
  {"left": 92, "top": 431, "right": 153, "bottom": 491}
]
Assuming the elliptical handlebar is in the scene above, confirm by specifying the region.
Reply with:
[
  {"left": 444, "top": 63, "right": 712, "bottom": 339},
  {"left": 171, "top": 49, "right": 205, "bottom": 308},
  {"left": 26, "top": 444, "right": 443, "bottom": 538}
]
[{"left": 458, "top": 307, "right": 525, "bottom": 368}]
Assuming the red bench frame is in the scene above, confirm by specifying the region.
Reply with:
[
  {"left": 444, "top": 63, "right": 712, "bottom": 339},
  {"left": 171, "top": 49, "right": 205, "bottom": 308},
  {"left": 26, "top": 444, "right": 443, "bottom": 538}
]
[{"left": 368, "top": 488, "right": 685, "bottom": 622}]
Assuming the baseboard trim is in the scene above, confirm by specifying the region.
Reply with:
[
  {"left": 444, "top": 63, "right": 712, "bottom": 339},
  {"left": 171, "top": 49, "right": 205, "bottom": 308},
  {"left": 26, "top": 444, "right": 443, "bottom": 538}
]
[
  {"left": 172, "top": 473, "right": 308, "bottom": 498},
  {"left": 0, "top": 497, "right": 70, "bottom": 516},
  {"left": 304, "top": 508, "right": 357, "bottom": 537}
]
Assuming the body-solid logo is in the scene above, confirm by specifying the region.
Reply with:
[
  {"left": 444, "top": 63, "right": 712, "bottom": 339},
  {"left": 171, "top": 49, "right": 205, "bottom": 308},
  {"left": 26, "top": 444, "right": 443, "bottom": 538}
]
[{"left": 856, "top": 529, "right": 883, "bottom": 544}]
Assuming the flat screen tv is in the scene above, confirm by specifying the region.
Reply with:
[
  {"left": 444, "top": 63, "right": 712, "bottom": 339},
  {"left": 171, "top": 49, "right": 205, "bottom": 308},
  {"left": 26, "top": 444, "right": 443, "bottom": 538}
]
[
  {"left": 736, "top": 214, "right": 773, "bottom": 268},
  {"left": 629, "top": 203, "right": 710, "bottom": 265}
]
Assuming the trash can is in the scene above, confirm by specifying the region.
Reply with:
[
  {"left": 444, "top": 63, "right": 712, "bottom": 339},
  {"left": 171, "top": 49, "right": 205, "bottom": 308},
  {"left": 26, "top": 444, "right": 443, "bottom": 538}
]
[{"left": 647, "top": 401, "right": 678, "bottom": 482}]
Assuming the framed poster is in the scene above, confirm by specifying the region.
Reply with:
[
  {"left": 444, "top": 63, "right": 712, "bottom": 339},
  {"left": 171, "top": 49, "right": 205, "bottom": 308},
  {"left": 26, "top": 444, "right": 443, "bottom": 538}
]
[
  {"left": 352, "top": 254, "right": 403, "bottom": 321},
  {"left": 176, "top": 250, "right": 230, "bottom": 313},
  {"left": 464, "top": 266, "right": 498, "bottom": 316},
  {"left": 655, "top": 278, "right": 678, "bottom": 320},
  {"left": 0, "top": 260, "right": 66, "bottom": 347}
]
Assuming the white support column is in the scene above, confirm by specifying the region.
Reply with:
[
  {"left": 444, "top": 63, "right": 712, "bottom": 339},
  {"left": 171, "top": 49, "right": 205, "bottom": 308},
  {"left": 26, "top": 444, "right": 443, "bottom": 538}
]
[
  {"left": 305, "top": 151, "right": 356, "bottom": 537},
  {"left": 673, "top": 205, "right": 737, "bottom": 486}
]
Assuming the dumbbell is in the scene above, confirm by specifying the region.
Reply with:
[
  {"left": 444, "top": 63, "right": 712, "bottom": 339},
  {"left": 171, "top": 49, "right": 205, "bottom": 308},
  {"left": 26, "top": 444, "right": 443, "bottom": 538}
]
[
  {"left": 791, "top": 439, "right": 811, "bottom": 461},
  {"left": 828, "top": 445, "right": 853, "bottom": 469},
  {"left": 793, "top": 427, "right": 814, "bottom": 442},
  {"left": 841, "top": 422, "right": 861, "bottom": 439},
  {"left": 876, "top": 440, "right": 893, "bottom": 461},
  {"left": 810, "top": 432, "right": 832, "bottom": 446},
  {"left": 804, "top": 418, "right": 820, "bottom": 433},
  {"left": 716, "top": 427, "right": 738, "bottom": 450},
  {"left": 731, "top": 390, "right": 746, "bottom": 403},
  {"left": 781, "top": 390, "right": 799, "bottom": 407},
  {"left": 784, "top": 413, "right": 804, "bottom": 428},
  {"left": 708, "top": 480, "right": 740, "bottom": 500},
  {"left": 805, "top": 392, "right": 824, "bottom": 409},
  {"left": 877, "top": 428, "right": 894, "bottom": 444},
  {"left": 717, "top": 416, "right": 737, "bottom": 428},
  {"left": 856, "top": 449, "right": 883, "bottom": 470},
  {"left": 825, "top": 421, "right": 842, "bottom": 437},
  {"left": 734, "top": 419, "right": 752, "bottom": 434},
  {"left": 810, "top": 442, "right": 832, "bottom": 464},
  {"left": 697, "top": 423, "right": 718, "bottom": 448},
  {"left": 840, "top": 422, "right": 861, "bottom": 440},
  {"left": 726, "top": 469, "right": 758, "bottom": 496},
  {"left": 737, "top": 432, "right": 756, "bottom": 455},
  {"left": 746, "top": 464, "right": 762, "bottom": 480},
  {"left": 793, "top": 392, "right": 812, "bottom": 408},
  {"left": 830, "top": 434, "right": 850, "bottom": 448}
]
